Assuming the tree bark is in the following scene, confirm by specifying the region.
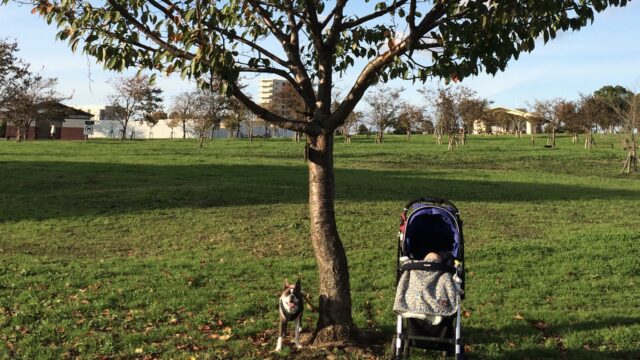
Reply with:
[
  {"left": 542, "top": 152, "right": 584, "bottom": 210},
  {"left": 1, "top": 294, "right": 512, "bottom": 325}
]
[
  {"left": 182, "top": 120, "right": 187, "bottom": 139},
  {"left": 308, "top": 132, "right": 353, "bottom": 345},
  {"left": 120, "top": 121, "right": 128, "bottom": 141}
]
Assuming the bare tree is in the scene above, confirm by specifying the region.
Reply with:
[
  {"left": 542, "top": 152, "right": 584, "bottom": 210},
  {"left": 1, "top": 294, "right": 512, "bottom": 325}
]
[
  {"left": 169, "top": 91, "right": 196, "bottom": 139},
  {"left": 224, "top": 99, "right": 252, "bottom": 138},
  {"left": 576, "top": 94, "right": 607, "bottom": 149},
  {"left": 532, "top": 98, "right": 565, "bottom": 148},
  {"left": 2, "top": 75, "right": 65, "bottom": 142},
  {"left": 366, "top": 86, "right": 404, "bottom": 143},
  {"left": 425, "top": 87, "right": 459, "bottom": 150},
  {"left": 458, "top": 88, "right": 490, "bottom": 144},
  {"left": 189, "top": 88, "right": 231, "bottom": 148},
  {"left": 601, "top": 87, "right": 639, "bottom": 174},
  {"left": 108, "top": 75, "right": 163, "bottom": 140},
  {"left": 339, "top": 111, "right": 361, "bottom": 143}
]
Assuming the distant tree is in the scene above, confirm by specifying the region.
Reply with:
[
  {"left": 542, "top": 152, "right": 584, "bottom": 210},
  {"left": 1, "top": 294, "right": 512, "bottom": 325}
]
[
  {"left": 108, "top": 75, "right": 163, "bottom": 140},
  {"left": 594, "top": 85, "right": 632, "bottom": 133},
  {"left": 532, "top": 98, "right": 565, "bottom": 148},
  {"left": 0, "top": 68, "right": 65, "bottom": 142},
  {"left": 421, "top": 118, "right": 435, "bottom": 134},
  {"left": 396, "top": 103, "right": 425, "bottom": 141},
  {"left": 556, "top": 100, "right": 579, "bottom": 142},
  {"left": 425, "top": 87, "right": 459, "bottom": 150},
  {"left": 144, "top": 110, "right": 167, "bottom": 138},
  {"left": 457, "top": 88, "right": 490, "bottom": 144},
  {"left": 243, "top": 111, "right": 260, "bottom": 142},
  {"left": 224, "top": 99, "right": 252, "bottom": 138},
  {"left": 0, "top": 40, "right": 65, "bottom": 141},
  {"left": 600, "top": 87, "right": 638, "bottom": 174},
  {"left": 576, "top": 94, "right": 607, "bottom": 149},
  {"left": 365, "top": 86, "right": 404, "bottom": 143},
  {"left": 339, "top": 111, "right": 361, "bottom": 144},
  {"left": 277, "top": 84, "right": 306, "bottom": 142},
  {"left": 169, "top": 91, "right": 196, "bottom": 139},
  {"left": 189, "top": 88, "right": 231, "bottom": 148},
  {"left": 357, "top": 124, "right": 369, "bottom": 136},
  {"left": 0, "top": 40, "right": 26, "bottom": 137}
]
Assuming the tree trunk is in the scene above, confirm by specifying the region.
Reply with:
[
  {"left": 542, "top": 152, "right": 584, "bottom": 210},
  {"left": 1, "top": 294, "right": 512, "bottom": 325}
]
[
  {"left": 121, "top": 121, "right": 128, "bottom": 141},
  {"left": 622, "top": 136, "right": 638, "bottom": 174},
  {"left": 182, "top": 120, "right": 187, "bottom": 139},
  {"left": 15, "top": 126, "right": 24, "bottom": 143},
  {"left": 307, "top": 132, "right": 353, "bottom": 345}
]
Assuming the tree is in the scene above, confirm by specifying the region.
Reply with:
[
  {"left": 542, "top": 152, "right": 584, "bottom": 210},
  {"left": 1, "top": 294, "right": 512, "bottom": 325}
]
[
  {"left": 224, "top": 99, "right": 252, "bottom": 138},
  {"left": 278, "top": 84, "right": 306, "bottom": 142},
  {"left": 0, "top": 68, "right": 65, "bottom": 142},
  {"left": 0, "top": 40, "right": 25, "bottom": 138},
  {"left": 457, "top": 88, "right": 490, "bottom": 144},
  {"left": 188, "top": 86, "right": 231, "bottom": 147},
  {"left": 145, "top": 110, "right": 167, "bottom": 138},
  {"left": 594, "top": 85, "right": 632, "bottom": 133},
  {"left": 425, "top": 87, "right": 459, "bottom": 150},
  {"left": 0, "top": 40, "right": 63, "bottom": 141},
  {"left": 169, "top": 91, "right": 196, "bottom": 139},
  {"left": 599, "top": 87, "right": 638, "bottom": 174},
  {"left": 338, "top": 111, "right": 361, "bottom": 144},
  {"left": 532, "top": 98, "right": 566, "bottom": 148},
  {"left": 25, "top": 0, "right": 628, "bottom": 344},
  {"left": 108, "top": 75, "right": 163, "bottom": 140},
  {"left": 556, "top": 100, "right": 578, "bottom": 142},
  {"left": 576, "top": 94, "right": 607, "bottom": 149},
  {"left": 365, "top": 86, "right": 404, "bottom": 143},
  {"left": 396, "top": 103, "right": 425, "bottom": 141},
  {"left": 243, "top": 111, "right": 260, "bottom": 142}
]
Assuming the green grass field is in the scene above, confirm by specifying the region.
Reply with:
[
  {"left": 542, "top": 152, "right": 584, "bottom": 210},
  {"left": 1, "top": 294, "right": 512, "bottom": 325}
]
[{"left": 1, "top": 134, "right": 639, "bottom": 359}]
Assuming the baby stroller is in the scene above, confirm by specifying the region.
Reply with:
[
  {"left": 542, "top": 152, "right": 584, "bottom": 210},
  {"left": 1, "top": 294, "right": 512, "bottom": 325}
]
[{"left": 391, "top": 197, "right": 465, "bottom": 359}]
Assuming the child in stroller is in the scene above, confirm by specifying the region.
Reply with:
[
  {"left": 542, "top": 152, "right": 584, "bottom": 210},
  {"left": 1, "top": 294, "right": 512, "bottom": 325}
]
[{"left": 391, "top": 198, "right": 465, "bottom": 359}]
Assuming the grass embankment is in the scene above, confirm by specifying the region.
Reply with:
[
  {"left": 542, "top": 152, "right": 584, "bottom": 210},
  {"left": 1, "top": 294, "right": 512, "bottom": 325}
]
[{"left": 0, "top": 135, "right": 638, "bottom": 359}]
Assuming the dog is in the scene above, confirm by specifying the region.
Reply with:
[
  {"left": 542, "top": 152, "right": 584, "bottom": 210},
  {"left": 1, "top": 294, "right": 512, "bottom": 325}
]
[{"left": 275, "top": 279, "right": 303, "bottom": 351}]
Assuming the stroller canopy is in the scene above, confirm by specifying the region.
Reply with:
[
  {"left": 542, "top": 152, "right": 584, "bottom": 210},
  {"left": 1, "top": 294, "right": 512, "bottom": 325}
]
[{"left": 403, "top": 205, "right": 461, "bottom": 260}]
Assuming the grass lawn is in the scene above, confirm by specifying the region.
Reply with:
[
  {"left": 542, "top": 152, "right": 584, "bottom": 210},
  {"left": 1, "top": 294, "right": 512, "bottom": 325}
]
[{"left": 0, "top": 134, "right": 639, "bottom": 359}]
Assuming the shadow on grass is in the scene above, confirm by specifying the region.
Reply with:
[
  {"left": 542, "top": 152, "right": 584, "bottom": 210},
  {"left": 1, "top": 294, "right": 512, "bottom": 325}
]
[
  {"left": 1, "top": 161, "right": 639, "bottom": 222},
  {"left": 375, "top": 317, "right": 640, "bottom": 359},
  {"left": 463, "top": 317, "right": 640, "bottom": 360}
]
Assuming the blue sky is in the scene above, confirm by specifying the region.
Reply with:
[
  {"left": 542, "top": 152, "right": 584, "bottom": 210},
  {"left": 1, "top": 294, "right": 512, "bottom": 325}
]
[{"left": 0, "top": 2, "right": 639, "bottom": 111}]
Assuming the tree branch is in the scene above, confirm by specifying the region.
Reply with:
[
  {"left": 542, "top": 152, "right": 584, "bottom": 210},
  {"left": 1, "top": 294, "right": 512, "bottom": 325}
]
[{"left": 232, "top": 85, "right": 321, "bottom": 136}]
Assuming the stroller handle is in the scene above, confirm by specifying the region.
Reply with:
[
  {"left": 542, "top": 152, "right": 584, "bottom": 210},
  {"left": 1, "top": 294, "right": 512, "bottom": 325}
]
[{"left": 405, "top": 197, "right": 458, "bottom": 212}]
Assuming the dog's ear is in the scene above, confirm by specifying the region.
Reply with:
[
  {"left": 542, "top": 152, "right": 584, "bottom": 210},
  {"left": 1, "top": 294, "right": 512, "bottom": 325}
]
[
  {"left": 294, "top": 279, "right": 301, "bottom": 292},
  {"left": 283, "top": 279, "right": 290, "bottom": 290}
]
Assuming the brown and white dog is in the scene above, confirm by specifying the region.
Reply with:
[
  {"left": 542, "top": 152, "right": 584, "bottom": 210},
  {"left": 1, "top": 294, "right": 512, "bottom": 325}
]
[{"left": 275, "top": 279, "right": 303, "bottom": 351}]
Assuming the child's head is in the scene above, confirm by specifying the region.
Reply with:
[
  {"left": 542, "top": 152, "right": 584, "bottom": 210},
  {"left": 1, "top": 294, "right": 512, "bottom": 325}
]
[{"left": 424, "top": 252, "right": 442, "bottom": 263}]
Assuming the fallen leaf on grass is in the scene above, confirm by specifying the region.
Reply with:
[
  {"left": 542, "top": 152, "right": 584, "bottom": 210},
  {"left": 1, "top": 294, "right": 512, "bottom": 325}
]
[
  {"left": 508, "top": 341, "right": 517, "bottom": 348},
  {"left": 514, "top": 313, "right": 524, "bottom": 320},
  {"left": 462, "top": 310, "right": 471, "bottom": 318},
  {"left": 134, "top": 348, "right": 143, "bottom": 353},
  {"left": 533, "top": 321, "right": 548, "bottom": 331}
]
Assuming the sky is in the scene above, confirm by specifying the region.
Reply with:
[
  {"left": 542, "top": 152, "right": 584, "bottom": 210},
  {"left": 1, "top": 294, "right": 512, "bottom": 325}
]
[{"left": 0, "top": 2, "right": 639, "bottom": 111}]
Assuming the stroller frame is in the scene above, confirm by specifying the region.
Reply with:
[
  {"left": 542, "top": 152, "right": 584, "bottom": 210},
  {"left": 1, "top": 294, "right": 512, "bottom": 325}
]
[{"left": 392, "top": 197, "right": 465, "bottom": 360}]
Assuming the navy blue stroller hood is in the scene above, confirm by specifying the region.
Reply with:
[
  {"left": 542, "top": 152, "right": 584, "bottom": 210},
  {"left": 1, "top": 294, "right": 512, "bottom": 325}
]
[{"left": 400, "top": 198, "right": 463, "bottom": 261}]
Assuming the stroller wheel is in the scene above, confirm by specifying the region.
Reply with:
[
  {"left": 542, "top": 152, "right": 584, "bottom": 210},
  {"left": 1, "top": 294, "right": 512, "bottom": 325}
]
[
  {"left": 391, "top": 335, "right": 399, "bottom": 359},
  {"left": 402, "top": 339, "right": 410, "bottom": 358}
]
